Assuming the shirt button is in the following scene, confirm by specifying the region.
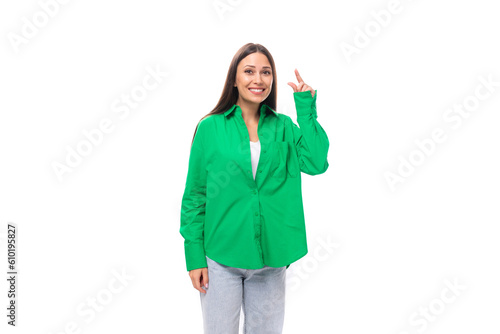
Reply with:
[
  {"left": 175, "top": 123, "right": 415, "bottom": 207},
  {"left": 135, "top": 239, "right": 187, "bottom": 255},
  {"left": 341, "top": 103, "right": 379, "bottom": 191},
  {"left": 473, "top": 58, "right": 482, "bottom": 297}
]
[
  {"left": 254, "top": 212, "right": 259, "bottom": 216},
  {"left": 253, "top": 190, "right": 257, "bottom": 195},
  {"left": 259, "top": 170, "right": 262, "bottom": 173},
  {"left": 247, "top": 170, "right": 251, "bottom": 174}
]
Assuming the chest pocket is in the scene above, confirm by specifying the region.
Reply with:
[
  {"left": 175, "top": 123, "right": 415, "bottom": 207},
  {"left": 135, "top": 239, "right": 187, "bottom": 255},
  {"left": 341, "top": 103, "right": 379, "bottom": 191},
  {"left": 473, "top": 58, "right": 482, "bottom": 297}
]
[{"left": 270, "top": 141, "right": 299, "bottom": 178}]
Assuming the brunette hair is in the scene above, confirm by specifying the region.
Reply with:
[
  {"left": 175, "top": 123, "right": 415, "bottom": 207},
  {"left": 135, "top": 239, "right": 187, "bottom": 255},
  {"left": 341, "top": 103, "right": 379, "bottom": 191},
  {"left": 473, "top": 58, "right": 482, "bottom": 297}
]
[{"left": 190, "top": 43, "right": 278, "bottom": 146}]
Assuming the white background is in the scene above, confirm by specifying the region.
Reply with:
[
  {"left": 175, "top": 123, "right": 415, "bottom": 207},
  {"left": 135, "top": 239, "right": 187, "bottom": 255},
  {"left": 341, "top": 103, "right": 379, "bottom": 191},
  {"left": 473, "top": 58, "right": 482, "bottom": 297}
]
[{"left": 1, "top": 0, "right": 499, "bottom": 333}]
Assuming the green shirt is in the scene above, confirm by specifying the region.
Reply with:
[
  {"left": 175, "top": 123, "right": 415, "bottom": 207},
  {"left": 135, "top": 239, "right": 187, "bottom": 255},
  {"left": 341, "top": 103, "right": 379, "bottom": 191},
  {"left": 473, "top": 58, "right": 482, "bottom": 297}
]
[{"left": 180, "top": 90, "right": 329, "bottom": 271}]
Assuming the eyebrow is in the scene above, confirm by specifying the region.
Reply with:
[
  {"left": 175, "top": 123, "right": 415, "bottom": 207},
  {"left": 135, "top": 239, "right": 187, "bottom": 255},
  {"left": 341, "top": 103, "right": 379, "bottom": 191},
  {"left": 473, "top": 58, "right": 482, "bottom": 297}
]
[{"left": 244, "top": 65, "right": 272, "bottom": 69}]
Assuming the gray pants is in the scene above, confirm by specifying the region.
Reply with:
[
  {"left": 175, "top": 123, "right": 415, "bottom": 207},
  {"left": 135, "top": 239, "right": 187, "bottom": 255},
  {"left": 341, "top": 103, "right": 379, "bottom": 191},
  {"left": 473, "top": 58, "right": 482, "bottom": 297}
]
[{"left": 200, "top": 255, "right": 286, "bottom": 334}]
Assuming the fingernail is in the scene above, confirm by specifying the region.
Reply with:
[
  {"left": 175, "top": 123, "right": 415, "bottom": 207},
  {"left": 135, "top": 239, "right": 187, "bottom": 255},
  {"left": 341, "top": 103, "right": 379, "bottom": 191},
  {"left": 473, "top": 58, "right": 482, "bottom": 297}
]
[{"left": 205, "top": 283, "right": 208, "bottom": 288}]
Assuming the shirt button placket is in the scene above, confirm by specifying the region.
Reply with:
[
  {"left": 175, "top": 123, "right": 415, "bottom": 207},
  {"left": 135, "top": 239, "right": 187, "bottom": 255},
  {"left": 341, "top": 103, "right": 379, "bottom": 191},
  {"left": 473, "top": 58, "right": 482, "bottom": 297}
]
[
  {"left": 239, "top": 110, "right": 264, "bottom": 264},
  {"left": 253, "top": 192, "right": 261, "bottom": 256}
]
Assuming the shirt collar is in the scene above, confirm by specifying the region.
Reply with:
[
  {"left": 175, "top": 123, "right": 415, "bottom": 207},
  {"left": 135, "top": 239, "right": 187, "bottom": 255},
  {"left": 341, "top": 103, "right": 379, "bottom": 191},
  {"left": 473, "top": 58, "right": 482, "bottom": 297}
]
[{"left": 223, "top": 104, "right": 278, "bottom": 118}]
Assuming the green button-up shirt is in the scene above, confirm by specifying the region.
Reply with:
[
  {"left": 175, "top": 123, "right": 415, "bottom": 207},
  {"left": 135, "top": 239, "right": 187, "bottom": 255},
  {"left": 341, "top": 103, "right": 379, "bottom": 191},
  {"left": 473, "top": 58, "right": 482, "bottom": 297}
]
[{"left": 180, "top": 90, "right": 329, "bottom": 271}]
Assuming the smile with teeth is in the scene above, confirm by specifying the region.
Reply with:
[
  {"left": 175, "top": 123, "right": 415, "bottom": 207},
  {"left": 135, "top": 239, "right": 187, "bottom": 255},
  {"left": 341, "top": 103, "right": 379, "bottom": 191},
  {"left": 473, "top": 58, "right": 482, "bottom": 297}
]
[{"left": 249, "top": 88, "right": 265, "bottom": 95}]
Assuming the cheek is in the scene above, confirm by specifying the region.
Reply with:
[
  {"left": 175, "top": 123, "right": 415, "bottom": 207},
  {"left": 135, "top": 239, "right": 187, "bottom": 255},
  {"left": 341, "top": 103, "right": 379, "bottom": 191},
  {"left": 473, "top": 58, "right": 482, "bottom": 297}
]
[{"left": 240, "top": 77, "right": 252, "bottom": 89}]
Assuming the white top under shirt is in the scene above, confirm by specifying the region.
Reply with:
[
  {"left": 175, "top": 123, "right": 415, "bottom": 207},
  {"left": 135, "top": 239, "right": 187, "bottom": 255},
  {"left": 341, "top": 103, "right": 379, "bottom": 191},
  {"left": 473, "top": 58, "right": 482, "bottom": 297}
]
[{"left": 250, "top": 140, "right": 261, "bottom": 180}]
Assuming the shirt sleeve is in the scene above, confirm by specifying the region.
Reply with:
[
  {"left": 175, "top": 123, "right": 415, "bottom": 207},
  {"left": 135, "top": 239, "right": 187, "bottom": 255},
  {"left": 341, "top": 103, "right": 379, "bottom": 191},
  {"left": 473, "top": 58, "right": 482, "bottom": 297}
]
[
  {"left": 291, "top": 90, "right": 330, "bottom": 175},
  {"left": 180, "top": 119, "right": 208, "bottom": 271}
]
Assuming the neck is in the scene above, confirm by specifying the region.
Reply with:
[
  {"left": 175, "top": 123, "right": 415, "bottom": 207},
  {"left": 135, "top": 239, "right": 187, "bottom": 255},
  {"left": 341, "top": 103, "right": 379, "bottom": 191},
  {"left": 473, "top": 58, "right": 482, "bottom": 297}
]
[{"left": 236, "top": 99, "right": 260, "bottom": 123}]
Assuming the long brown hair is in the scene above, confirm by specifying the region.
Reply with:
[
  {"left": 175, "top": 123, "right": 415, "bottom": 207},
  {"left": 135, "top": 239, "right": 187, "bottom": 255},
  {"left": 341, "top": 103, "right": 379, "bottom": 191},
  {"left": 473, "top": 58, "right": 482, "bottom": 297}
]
[{"left": 190, "top": 43, "right": 278, "bottom": 146}]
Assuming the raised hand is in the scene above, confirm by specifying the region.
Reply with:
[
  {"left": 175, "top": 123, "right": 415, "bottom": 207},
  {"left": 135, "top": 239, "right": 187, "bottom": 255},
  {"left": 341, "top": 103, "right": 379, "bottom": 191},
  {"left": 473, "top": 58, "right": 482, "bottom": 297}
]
[{"left": 287, "top": 68, "right": 315, "bottom": 98}]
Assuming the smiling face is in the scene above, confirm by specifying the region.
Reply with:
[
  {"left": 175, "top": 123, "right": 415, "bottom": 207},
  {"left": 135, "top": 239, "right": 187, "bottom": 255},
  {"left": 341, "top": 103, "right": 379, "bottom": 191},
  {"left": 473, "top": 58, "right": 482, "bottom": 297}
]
[{"left": 234, "top": 52, "right": 273, "bottom": 107}]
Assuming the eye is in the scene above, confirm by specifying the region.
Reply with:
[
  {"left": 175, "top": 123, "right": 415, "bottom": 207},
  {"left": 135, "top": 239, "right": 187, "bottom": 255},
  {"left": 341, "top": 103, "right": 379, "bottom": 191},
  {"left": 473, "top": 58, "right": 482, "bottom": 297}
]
[{"left": 244, "top": 69, "right": 272, "bottom": 74}]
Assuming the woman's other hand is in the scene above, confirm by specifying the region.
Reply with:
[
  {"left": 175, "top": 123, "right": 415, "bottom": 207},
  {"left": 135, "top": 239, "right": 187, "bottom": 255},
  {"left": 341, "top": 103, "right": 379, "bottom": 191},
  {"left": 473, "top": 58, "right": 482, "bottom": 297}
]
[{"left": 189, "top": 267, "right": 209, "bottom": 293}]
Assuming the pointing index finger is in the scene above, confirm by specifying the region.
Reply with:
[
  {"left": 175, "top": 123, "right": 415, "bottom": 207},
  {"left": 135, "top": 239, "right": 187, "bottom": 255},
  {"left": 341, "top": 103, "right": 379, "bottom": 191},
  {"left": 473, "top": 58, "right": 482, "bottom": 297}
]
[{"left": 295, "top": 69, "right": 304, "bottom": 83}]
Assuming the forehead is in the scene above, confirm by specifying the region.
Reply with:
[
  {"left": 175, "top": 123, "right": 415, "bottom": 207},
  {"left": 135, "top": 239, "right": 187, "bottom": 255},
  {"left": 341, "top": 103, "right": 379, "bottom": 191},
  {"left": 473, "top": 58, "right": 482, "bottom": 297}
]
[{"left": 239, "top": 53, "right": 271, "bottom": 68}]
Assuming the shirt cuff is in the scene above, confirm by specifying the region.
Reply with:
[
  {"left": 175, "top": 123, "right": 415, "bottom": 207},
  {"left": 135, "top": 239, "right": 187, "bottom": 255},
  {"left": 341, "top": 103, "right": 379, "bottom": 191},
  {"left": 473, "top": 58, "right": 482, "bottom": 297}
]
[
  {"left": 185, "top": 242, "right": 207, "bottom": 271},
  {"left": 293, "top": 90, "right": 318, "bottom": 117}
]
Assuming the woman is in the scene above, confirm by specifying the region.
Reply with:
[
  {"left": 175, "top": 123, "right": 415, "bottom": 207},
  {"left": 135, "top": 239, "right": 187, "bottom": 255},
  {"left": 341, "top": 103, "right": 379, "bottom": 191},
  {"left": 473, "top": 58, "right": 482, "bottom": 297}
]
[{"left": 180, "top": 43, "right": 329, "bottom": 333}]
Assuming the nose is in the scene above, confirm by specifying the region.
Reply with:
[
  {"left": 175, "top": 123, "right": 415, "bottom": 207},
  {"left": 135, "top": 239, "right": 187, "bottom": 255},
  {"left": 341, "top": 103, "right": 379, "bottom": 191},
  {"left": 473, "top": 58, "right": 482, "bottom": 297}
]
[{"left": 253, "top": 73, "right": 263, "bottom": 85}]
